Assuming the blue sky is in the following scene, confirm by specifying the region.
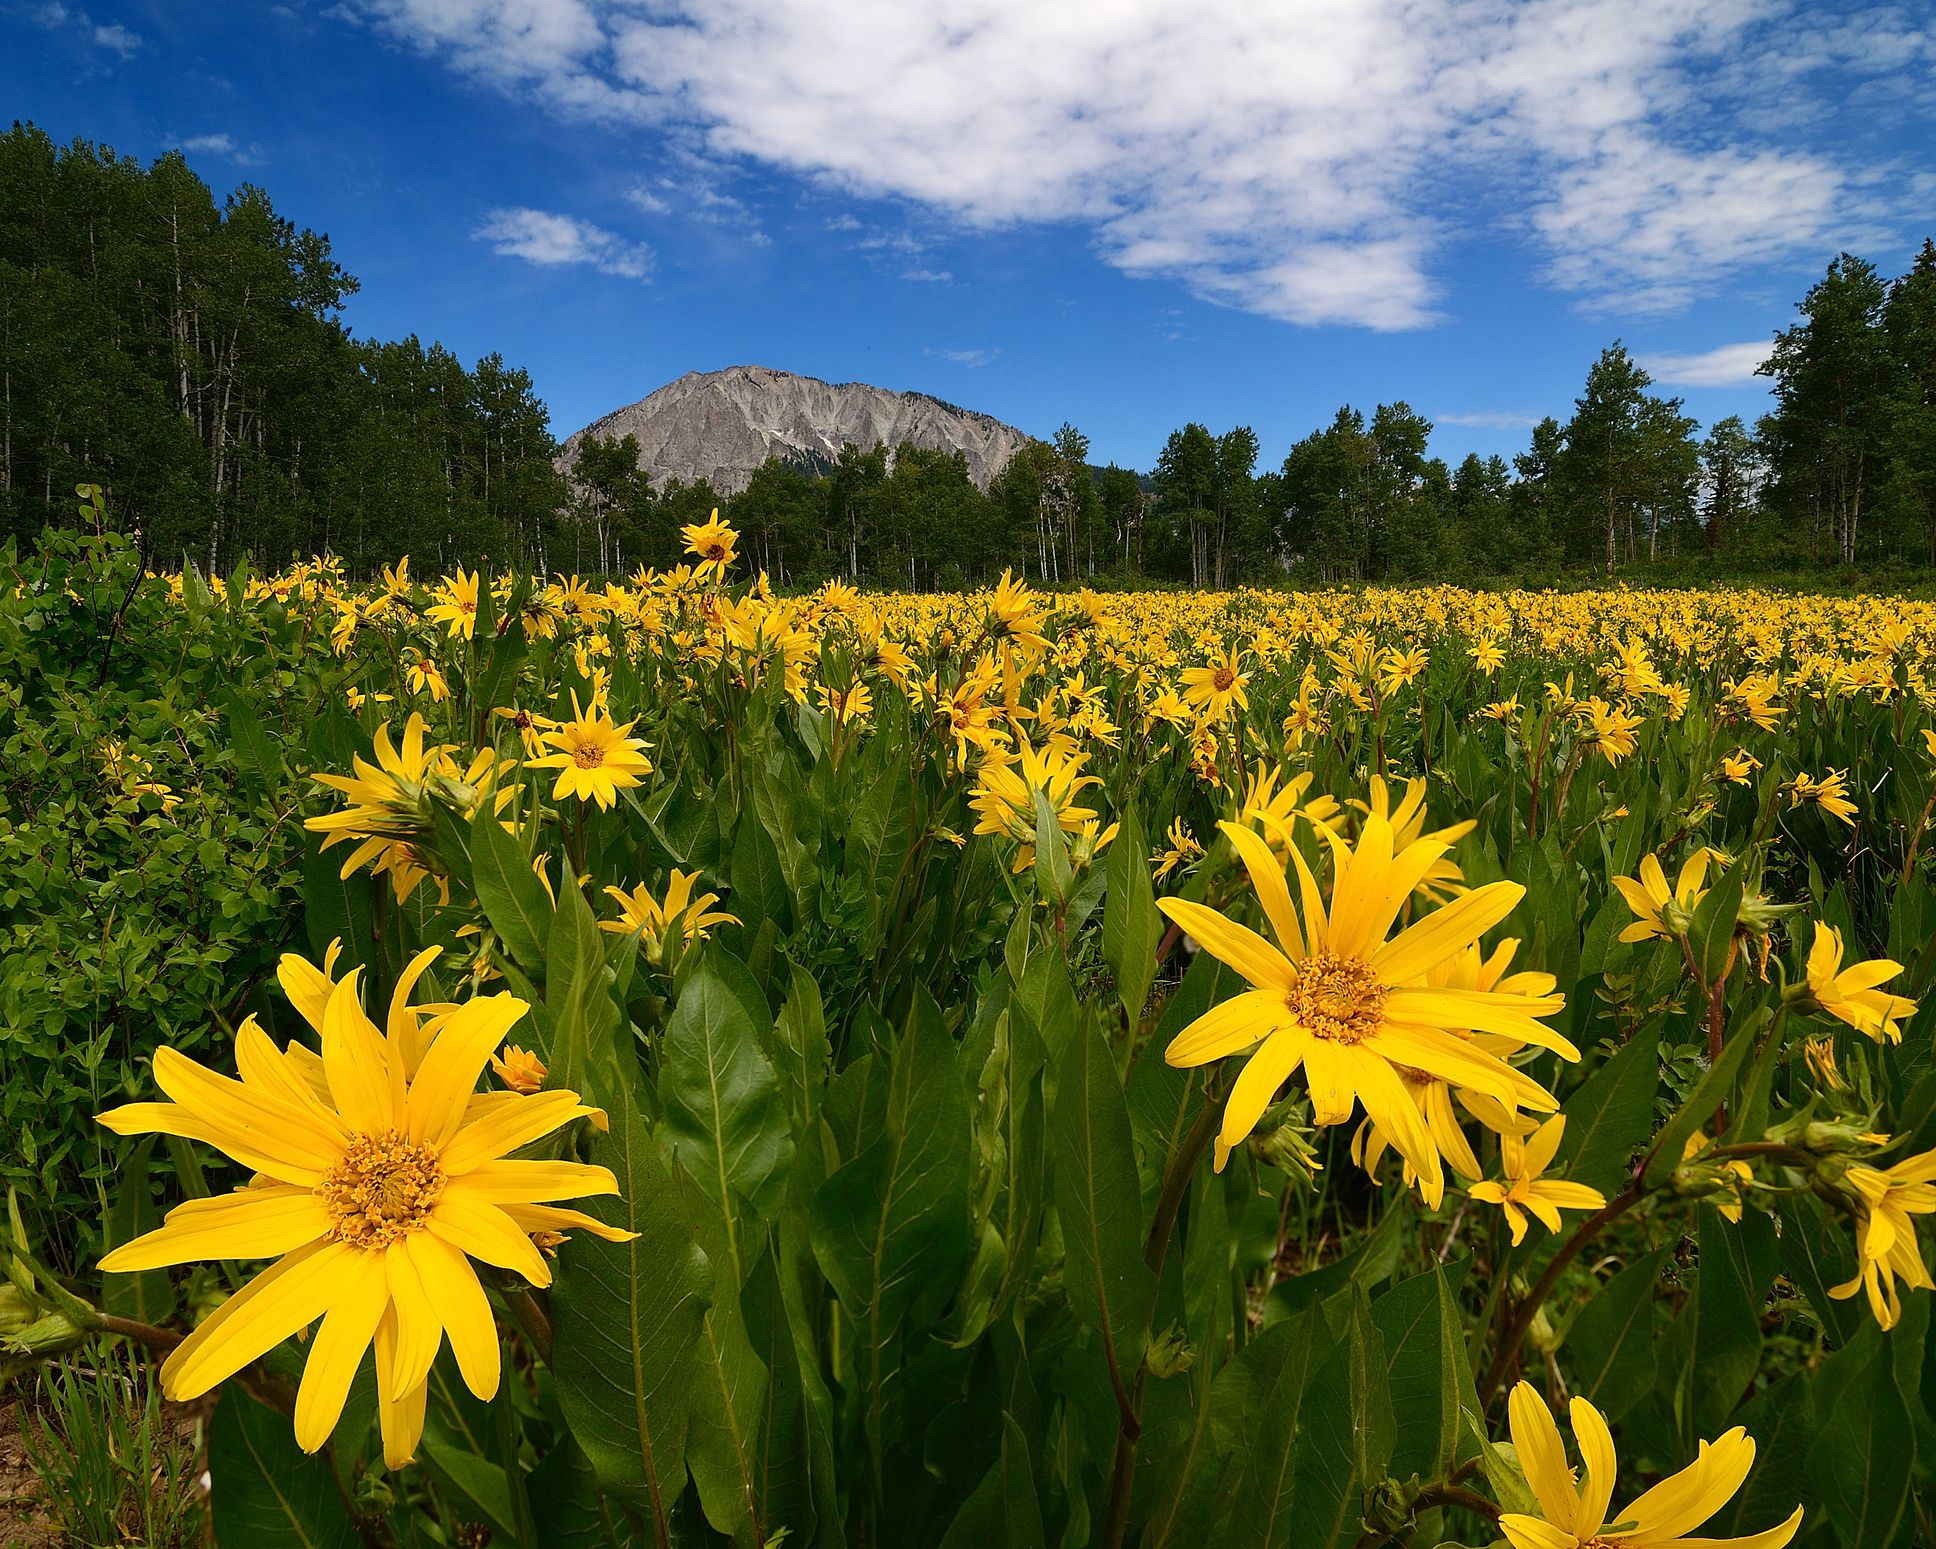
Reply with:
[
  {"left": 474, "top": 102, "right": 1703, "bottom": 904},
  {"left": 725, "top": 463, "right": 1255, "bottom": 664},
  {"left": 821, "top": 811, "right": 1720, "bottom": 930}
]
[{"left": 6, "top": 0, "right": 1934, "bottom": 473}]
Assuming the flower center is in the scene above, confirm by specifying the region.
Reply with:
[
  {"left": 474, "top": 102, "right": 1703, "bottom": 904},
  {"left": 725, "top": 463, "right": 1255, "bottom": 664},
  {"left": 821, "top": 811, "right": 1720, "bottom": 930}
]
[
  {"left": 318, "top": 1130, "right": 445, "bottom": 1249},
  {"left": 573, "top": 739, "right": 607, "bottom": 770},
  {"left": 1286, "top": 953, "right": 1387, "bottom": 1044},
  {"left": 1213, "top": 667, "right": 1236, "bottom": 691}
]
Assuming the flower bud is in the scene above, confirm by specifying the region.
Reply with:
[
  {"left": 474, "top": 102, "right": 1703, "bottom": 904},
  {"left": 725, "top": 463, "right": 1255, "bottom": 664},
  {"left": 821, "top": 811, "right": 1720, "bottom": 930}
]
[{"left": 1145, "top": 1324, "right": 1195, "bottom": 1379}]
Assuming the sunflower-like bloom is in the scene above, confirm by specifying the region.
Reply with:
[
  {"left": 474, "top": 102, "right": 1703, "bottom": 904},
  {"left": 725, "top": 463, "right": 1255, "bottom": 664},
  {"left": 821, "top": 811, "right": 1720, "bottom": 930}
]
[
  {"left": 1181, "top": 648, "right": 1248, "bottom": 721},
  {"left": 600, "top": 871, "right": 740, "bottom": 962},
  {"left": 682, "top": 511, "right": 739, "bottom": 578},
  {"left": 986, "top": 570, "right": 1049, "bottom": 651},
  {"left": 1469, "top": 1115, "right": 1605, "bottom": 1244},
  {"left": 969, "top": 738, "right": 1108, "bottom": 872},
  {"left": 1828, "top": 1147, "right": 1936, "bottom": 1330},
  {"left": 1798, "top": 923, "right": 1918, "bottom": 1043},
  {"left": 1349, "top": 776, "right": 1473, "bottom": 902},
  {"left": 426, "top": 568, "right": 480, "bottom": 640},
  {"left": 1790, "top": 768, "right": 1858, "bottom": 826},
  {"left": 1499, "top": 1383, "right": 1801, "bottom": 1549},
  {"left": 1159, "top": 817, "right": 1568, "bottom": 1195},
  {"left": 307, "top": 714, "right": 499, "bottom": 903},
  {"left": 1611, "top": 848, "right": 1711, "bottom": 944},
  {"left": 96, "top": 949, "right": 633, "bottom": 1467},
  {"left": 1234, "top": 762, "right": 1341, "bottom": 853},
  {"left": 1353, "top": 938, "right": 1571, "bottom": 1190},
  {"left": 528, "top": 696, "right": 653, "bottom": 811},
  {"left": 1577, "top": 696, "right": 1645, "bottom": 763},
  {"left": 1720, "top": 748, "right": 1761, "bottom": 785},
  {"left": 1151, "top": 818, "right": 1203, "bottom": 882}
]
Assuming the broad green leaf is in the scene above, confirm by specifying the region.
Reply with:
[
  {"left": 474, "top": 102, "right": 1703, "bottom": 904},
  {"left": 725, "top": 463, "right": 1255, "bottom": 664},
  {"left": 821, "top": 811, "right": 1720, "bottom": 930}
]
[
  {"left": 549, "top": 1071, "right": 711, "bottom": 1541},
  {"left": 741, "top": 1248, "right": 840, "bottom": 1549},
  {"left": 1810, "top": 1332, "right": 1913, "bottom": 1547},
  {"left": 771, "top": 959, "right": 830, "bottom": 1133},
  {"left": 686, "top": 1272, "right": 771, "bottom": 1548},
  {"left": 1684, "top": 1209, "right": 1764, "bottom": 1436},
  {"left": 937, "top": 1414, "right": 1045, "bottom": 1549},
  {"left": 471, "top": 801, "right": 554, "bottom": 972},
  {"left": 1689, "top": 862, "right": 1745, "bottom": 986},
  {"left": 1288, "top": 1288, "right": 1393, "bottom": 1545},
  {"left": 524, "top": 1433, "right": 609, "bottom": 1549},
  {"left": 1563, "top": 1249, "right": 1664, "bottom": 1421},
  {"left": 1053, "top": 1008, "right": 1159, "bottom": 1382},
  {"left": 809, "top": 1004, "right": 972, "bottom": 1365},
  {"left": 100, "top": 1136, "right": 170, "bottom": 1325},
  {"left": 662, "top": 960, "right": 794, "bottom": 1278},
  {"left": 543, "top": 858, "right": 623, "bottom": 1097},
  {"left": 1372, "top": 1265, "right": 1471, "bottom": 1482},
  {"left": 207, "top": 1388, "right": 358, "bottom": 1549},
  {"left": 301, "top": 842, "right": 372, "bottom": 968},
  {"left": 420, "top": 1441, "right": 516, "bottom": 1543},
  {"left": 1555, "top": 1021, "right": 1662, "bottom": 1195},
  {"left": 730, "top": 808, "right": 792, "bottom": 936},
  {"left": 1103, "top": 801, "right": 1161, "bottom": 1025},
  {"left": 1210, "top": 1309, "right": 1325, "bottom": 1547}
]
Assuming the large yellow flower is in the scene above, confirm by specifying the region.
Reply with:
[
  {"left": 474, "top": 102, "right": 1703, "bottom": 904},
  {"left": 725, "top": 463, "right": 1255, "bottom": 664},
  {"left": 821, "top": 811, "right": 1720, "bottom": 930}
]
[
  {"left": 601, "top": 870, "right": 740, "bottom": 962},
  {"left": 1180, "top": 648, "right": 1248, "bottom": 721},
  {"left": 1469, "top": 1115, "right": 1605, "bottom": 1245},
  {"left": 425, "top": 568, "right": 480, "bottom": 640},
  {"left": 1500, "top": 1383, "right": 1801, "bottom": 1549},
  {"left": 969, "top": 737, "right": 1106, "bottom": 872},
  {"left": 1611, "top": 849, "right": 1712, "bottom": 944},
  {"left": 1828, "top": 1147, "right": 1936, "bottom": 1331},
  {"left": 1802, "top": 923, "right": 1918, "bottom": 1043},
  {"left": 306, "top": 714, "right": 499, "bottom": 903},
  {"left": 96, "top": 949, "right": 632, "bottom": 1468},
  {"left": 529, "top": 697, "right": 653, "bottom": 810},
  {"left": 1159, "top": 816, "right": 1567, "bottom": 1196}
]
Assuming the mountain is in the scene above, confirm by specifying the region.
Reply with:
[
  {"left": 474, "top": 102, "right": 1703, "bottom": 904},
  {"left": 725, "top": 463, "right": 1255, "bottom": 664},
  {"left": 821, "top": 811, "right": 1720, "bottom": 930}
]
[{"left": 558, "top": 365, "right": 1036, "bottom": 495}]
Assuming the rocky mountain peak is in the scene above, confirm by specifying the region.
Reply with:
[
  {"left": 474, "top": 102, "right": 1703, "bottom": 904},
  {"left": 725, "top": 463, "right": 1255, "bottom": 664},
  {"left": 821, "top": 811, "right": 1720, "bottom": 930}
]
[{"left": 558, "top": 365, "right": 1035, "bottom": 495}]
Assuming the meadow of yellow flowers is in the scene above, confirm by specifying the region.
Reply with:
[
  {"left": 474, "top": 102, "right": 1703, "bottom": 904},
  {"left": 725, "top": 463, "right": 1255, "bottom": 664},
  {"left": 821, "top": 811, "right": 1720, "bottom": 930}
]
[{"left": 26, "top": 519, "right": 1936, "bottom": 1546}]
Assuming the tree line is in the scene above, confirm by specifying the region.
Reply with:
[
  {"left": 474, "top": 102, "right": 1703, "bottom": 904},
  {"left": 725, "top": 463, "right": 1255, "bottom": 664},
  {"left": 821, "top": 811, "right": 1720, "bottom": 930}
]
[
  {"left": 8, "top": 123, "right": 1934, "bottom": 585},
  {"left": 0, "top": 124, "right": 568, "bottom": 574}
]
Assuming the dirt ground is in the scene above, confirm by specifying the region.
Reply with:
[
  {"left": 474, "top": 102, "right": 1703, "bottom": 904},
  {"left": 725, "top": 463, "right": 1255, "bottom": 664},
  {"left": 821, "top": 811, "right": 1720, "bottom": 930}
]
[{"left": 0, "top": 1400, "right": 59, "bottom": 1548}]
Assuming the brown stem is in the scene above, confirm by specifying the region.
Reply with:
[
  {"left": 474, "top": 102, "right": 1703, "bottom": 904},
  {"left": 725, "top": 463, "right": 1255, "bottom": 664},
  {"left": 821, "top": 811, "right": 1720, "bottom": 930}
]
[
  {"left": 1350, "top": 1482, "right": 1504, "bottom": 1549},
  {"left": 1478, "top": 1181, "right": 1648, "bottom": 1409}
]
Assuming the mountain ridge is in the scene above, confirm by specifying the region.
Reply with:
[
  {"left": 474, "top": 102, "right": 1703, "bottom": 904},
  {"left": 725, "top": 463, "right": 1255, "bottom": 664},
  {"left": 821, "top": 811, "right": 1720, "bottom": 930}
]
[{"left": 558, "top": 364, "right": 1036, "bottom": 495}]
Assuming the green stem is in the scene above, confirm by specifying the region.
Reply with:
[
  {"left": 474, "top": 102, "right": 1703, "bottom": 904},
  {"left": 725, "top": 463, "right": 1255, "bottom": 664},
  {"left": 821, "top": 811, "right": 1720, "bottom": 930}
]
[{"left": 1097, "top": 1081, "right": 1228, "bottom": 1549}]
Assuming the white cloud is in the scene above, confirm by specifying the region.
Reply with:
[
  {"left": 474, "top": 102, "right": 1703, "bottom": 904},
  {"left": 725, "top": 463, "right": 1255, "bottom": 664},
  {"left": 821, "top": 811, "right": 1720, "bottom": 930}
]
[
  {"left": 1636, "top": 340, "right": 1771, "bottom": 387},
  {"left": 473, "top": 207, "right": 653, "bottom": 280},
  {"left": 902, "top": 268, "right": 951, "bottom": 283},
  {"left": 1437, "top": 410, "right": 1543, "bottom": 430},
  {"left": 91, "top": 21, "right": 139, "bottom": 55},
  {"left": 928, "top": 347, "right": 999, "bottom": 367},
  {"left": 178, "top": 133, "right": 261, "bottom": 165},
  {"left": 627, "top": 186, "right": 671, "bottom": 215},
  {"left": 354, "top": 0, "right": 1935, "bottom": 329}
]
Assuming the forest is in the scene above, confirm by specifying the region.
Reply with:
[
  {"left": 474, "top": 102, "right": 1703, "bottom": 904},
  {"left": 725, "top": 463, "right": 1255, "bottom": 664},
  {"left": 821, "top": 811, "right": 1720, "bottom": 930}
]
[{"left": 5, "top": 123, "right": 1933, "bottom": 587}]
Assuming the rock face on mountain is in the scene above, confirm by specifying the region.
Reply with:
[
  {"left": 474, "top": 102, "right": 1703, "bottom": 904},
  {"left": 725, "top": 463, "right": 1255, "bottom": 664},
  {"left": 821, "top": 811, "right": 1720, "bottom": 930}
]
[{"left": 559, "top": 365, "right": 1035, "bottom": 495}]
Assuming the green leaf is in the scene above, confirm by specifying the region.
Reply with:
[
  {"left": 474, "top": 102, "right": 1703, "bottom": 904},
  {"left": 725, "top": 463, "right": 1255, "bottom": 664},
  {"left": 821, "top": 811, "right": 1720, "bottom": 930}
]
[
  {"left": 207, "top": 1388, "right": 358, "bottom": 1549},
  {"left": 1556, "top": 1021, "right": 1663, "bottom": 1195},
  {"left": 420, "top": 1441, "right": 516, "bottom": 1543},
  {"left": 549, "top": 1071, "right": 712, "bottom": 1539},
  {"left": 1690, "top": 862, "right": 1745, "bottom": 986},
  {"left": 685, "top": 1270, "right": 771, "bottom": 1548},
  {"left": 100, "top": 1137, "right": 170, "bottom": 1325},
  {"left": 810, "top": 1001, "right": 973, "bottom": 1351},
  {"left": 1563, "top": 1249, "right": 1664, "bottom": 1421},
  {"left": 1810, "top": 1332, "right": 1913, "bottom": 1547},
  {"left": 1684, "top": 1208, "right": 1765, "bottom": 1435},
  {"left": 661, "top": 960, "right": 795, "bottom": 1277},
  {"left": 1372, "top": 1265, "right": 1471, "bottom": 1482},
  {"left": 741, "top": 1248, "right": 839, "bottom": 1548},
  {"left": 771, "top": 959, "right": 830, "bottom": 1134},
  {"left": 301, "top": 842, "right": 372, "bottom": 968},
  {"left": 937, "top": 1414, "right": 1045, "bottom": 1549},
  {"left": 221, "top": 685, "right": 284, "bottom": 785},
  {"left": 730, "top": 809, "right": 792, "bottom": 936},
  {"left": 1210, "top": 1307, "right": 1329, "bottom": 1549},
  {"left": 1032, "top": 787, "right": 1074, "bottom": 904},
  {"left": 1053, "top": 1007, "right": 1159, "bottom": 1383},
  {"left": 1103, "top": 801, "right": 1161, "bottom": 1025},
  {"left": 471, "top": 802, "right": 554, "bottom": 972},
  {"left": 1290, "top": 1289, "right": 1393, "bottom": 1545},
  {"left": 524, "top": 1433, "right": 609, "bottom": 1549},
  {"left": 543, "top": 859, "right": 623, "bottom": 1097}
]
